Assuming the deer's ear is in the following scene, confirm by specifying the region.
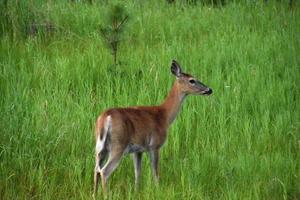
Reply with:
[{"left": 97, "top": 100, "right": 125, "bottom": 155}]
[{"left": 171, "top": 60, "right": 182, "bottom": 77}]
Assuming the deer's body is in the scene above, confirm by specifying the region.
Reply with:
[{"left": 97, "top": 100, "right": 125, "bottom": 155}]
[
  {"left": 93, "top": 60, "right": 212, "bottom": 197},
  {"left": 97, "top": 106, "right": 166, "bottom": 152}
]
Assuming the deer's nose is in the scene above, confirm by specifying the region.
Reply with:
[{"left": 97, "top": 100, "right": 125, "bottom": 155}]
[{"left": 204, "top": 88, "right": 213, "bottom": 95}]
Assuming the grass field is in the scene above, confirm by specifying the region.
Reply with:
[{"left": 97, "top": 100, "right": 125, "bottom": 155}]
[{"left": 0, "top": 1, "right": 299, "bottom": 199}]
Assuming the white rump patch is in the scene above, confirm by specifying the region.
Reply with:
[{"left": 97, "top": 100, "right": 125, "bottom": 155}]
[
  {"left": 95, "top": 115, "right": 112, "bottom": 154},
  {"left": 96, "top": 136, "right": 102, "bottom": 154}
]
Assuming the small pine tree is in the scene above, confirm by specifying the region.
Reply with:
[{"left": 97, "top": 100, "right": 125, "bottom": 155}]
[{"left": 99, "top": 3, "right": 129, "bottom": 66}]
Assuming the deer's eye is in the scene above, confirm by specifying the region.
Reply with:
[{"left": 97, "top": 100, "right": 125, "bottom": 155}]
[{"left": 189, "top": 79, "right": 196, "bottom": 84}]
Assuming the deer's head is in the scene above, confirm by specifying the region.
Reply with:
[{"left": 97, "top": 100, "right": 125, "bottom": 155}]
[{"left": 171, "top": 60, "right": 212, "bottom": 95}]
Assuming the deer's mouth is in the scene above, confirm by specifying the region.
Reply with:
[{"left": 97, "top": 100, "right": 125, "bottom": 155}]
[{"left": 201, "top": 88, "right": 213, "bottom": 95}]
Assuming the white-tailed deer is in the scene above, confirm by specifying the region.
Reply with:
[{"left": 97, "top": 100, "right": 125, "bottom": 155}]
[{"left": 93, "top": 60, "right": 212, "bottom": 196}]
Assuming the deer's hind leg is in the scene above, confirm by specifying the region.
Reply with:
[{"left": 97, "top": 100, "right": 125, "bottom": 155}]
[
  {"left": 94, "top": 115, "right": 112, "bottom": 197},
  {"left": 94, "top": 148, "right": 108, "bottom": 196},
  {"left": 100, "top": 145, "right": 126, "bottom": 194}
]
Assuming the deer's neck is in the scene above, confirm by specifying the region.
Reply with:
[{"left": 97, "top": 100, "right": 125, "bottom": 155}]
[{"left": 161, "top": 82, "right": 186, "bottom": 126}]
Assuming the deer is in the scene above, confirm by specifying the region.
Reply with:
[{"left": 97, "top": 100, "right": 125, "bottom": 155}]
[{"left": 93, "top": 60, "right": 213, "bottom": 197}]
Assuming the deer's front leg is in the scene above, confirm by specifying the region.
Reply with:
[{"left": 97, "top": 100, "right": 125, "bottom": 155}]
[
  {"left": 149, "top": 149, "right": 159, "bottom": 183},
  {"left": 132, "top": 152, "right": 143, "bottom": 189}
]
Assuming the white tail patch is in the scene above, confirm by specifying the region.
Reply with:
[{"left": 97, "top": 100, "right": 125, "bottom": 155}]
[{"left": 96, "top": 115, "right": 112, "bottom": 154}]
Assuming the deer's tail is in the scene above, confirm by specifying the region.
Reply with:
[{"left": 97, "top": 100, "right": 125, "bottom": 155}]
[{"left": 95, "top": 115, "right": 112, "bottom": 154}]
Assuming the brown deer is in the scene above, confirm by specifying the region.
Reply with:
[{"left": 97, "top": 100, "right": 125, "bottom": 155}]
[{"left": 93, "top": 60, "right": 212, "bottom": 196}]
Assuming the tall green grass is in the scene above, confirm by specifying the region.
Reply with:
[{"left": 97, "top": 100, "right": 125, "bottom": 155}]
[{"left": 0, "top": 1, "right": 299, "bottom": 199}]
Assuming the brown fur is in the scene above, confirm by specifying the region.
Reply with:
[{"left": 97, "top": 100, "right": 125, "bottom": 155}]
[{"left": 96, "top": 106, "right": 167, "bottom": 149}]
